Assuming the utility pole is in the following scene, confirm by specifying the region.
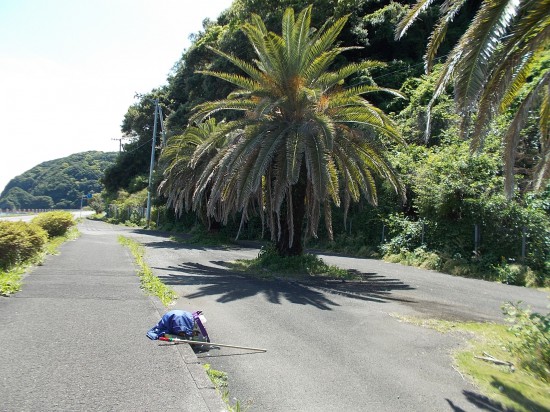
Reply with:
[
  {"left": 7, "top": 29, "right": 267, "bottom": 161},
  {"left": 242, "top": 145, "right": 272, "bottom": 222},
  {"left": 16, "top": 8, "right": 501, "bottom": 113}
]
[
  {"left": 146, "top": 99, "right": 160, "bottom": 227},
  {"left": 111, "top": 135, "right": 131, "bottom": 153},
  {"left": 111, "top": 137, "right": 123, "bottom": 152}
]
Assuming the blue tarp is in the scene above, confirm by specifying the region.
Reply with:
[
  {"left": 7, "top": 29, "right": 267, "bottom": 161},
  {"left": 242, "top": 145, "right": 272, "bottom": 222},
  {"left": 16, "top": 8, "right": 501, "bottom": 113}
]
[{"left": 146, "top": 310, "right": 194, "bottom": 340}]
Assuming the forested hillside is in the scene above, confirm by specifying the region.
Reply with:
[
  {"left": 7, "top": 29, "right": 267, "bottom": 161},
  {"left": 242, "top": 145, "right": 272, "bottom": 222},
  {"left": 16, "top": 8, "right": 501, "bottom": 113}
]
[
  {"left": 103, "top": 0, "right": 549, "bottom": 286},
  {"left": 0, "top": 151, "right": 117, "bottom": 210}
]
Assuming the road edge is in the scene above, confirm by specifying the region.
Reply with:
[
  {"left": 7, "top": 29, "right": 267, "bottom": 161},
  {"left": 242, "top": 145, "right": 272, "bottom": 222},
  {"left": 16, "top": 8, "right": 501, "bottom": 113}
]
[{"left": 149, "top": 296, "right": 228, "bottom": 412}]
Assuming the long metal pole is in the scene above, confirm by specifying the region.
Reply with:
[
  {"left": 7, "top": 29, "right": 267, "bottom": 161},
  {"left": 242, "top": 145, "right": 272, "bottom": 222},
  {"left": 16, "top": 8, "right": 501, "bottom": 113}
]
[
  {"left": 159, "top": 337, "right": 267, "bottom": 352},
  {"left": 146, "top": 99, "right": 159, "bottom": 227}
]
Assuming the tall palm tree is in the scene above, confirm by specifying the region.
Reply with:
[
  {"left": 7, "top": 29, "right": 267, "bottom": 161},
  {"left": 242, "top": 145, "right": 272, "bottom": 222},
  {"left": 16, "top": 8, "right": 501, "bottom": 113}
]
[
  {"left": 396, "top": 0, "right": 550, "bottom": 198},
  {"left": 185, "top": 6, "right": 405, "bottom": 256}
]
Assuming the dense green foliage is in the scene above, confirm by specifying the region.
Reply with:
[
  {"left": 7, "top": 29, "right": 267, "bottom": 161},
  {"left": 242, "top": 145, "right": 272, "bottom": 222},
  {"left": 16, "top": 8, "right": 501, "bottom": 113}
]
[
  {"left": 0, "top": 151, "right": 117, "bottom": 210},
  {"left": 104, "top": 189, "right": 148, "bottom": 227},
  {"left": 397, "top": 0, "right": 550, "bottom": 197},
  {"left": 0, "top": 221, "right": 48, "bottom": 270},
  {"left": 503, "top": 302, "right": 550, "bottom": 382},
  {"left": 31, "top": 211, "right": 75, "bottom": 238},
  {"left": 104, "top": 0, "right": 548, "bottom": 285}
]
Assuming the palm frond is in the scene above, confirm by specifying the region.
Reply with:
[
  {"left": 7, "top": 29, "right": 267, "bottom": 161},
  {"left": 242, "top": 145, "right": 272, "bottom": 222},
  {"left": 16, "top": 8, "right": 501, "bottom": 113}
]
[
  {"left": 502, "top": 72, "right": 549, "bottom": 198},
  {"left": 304, "top": 47, "right": 362, "bottom": 85},
  {"left": 291, "top": 6, "right": 313, "bottom": 65},
  {"left": 533, "top": 84, "right": 550, "bottom": 191},
  {"left": 204, "top": 46, "right": 264, "bottom": 83},
  {"left": 303, "top": 14, "right": 350, "bottom": 73},
  {"left": 331, "top": 84, "right": 406, "bottom": 101},
  {"left": 395, "top": 0, "right": 437, "bottom": 40},
  {"left": 425, "top": 0, "right": 468, "bottom": 72},
  {"left": 316, "top": 60, "right": 383, "bottom": 89},
  {"left": 196, "top": 70, "right": 259, "bottom": 92},
  {"left": 189, "top": 99, "right": 256, "bottom": 124},
  {"left": 453, "top": 0, "right": 521, "bottom": 116}
]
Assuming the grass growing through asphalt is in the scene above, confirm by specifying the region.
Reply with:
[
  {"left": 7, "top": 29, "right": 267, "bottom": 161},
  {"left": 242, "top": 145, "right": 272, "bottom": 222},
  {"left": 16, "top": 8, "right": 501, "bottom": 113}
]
[
  {"left": 229, "top": 245, "right": 357, "bottom": 281},
  {"left": 391, "top": 313, "right": 550, "bottom": 412},
  {"left": 203, "top": 364, "right": 249, "bottom": 412},
  {"left": 0, "top": 226, "right": 80, "bottom": 296},
  {"left": 118, "top": 236, "right": 177, "bottom": 306}
]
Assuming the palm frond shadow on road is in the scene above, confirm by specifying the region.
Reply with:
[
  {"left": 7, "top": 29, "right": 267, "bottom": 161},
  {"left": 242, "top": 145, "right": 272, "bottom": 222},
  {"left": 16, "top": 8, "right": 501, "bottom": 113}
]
[{"left": 155, "top": 262, "right": 414, "bottom": 310}]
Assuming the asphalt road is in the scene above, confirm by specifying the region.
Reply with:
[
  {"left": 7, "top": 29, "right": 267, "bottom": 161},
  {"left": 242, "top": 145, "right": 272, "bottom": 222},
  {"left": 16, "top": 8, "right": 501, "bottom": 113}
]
[
  {"left": 104, "top": 220, "right": 549, "bottom": 412},
  {"left": 0, "top": 219, "right": 224, "bottom": 412}
]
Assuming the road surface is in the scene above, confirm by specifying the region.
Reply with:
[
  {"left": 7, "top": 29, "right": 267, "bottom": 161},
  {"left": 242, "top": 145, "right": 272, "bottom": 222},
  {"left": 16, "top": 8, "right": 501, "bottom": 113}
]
[{"left": 91, "top": 220, "right": 548, "bottom": 412}]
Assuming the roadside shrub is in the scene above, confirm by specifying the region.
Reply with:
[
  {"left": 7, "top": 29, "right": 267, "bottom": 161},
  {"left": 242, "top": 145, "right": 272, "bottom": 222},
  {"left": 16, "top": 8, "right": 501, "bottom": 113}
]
[
  {"left": 494, "top": 262, "right": 530, "bottom": 286},
  {"left": 380, "top": 214, "right": 425, "bottom": 255},
  {"left": 0, "top": 221, "right": 48, "bottom": 269},
  {"left": 32, "top": 211, "right": 75, "bottom": 237},
  {"left": 502, "top": 302, "right": 550, "bottom": 382},
  {"left": 383, "top": 246, "right": 441, "bottom": 270}
]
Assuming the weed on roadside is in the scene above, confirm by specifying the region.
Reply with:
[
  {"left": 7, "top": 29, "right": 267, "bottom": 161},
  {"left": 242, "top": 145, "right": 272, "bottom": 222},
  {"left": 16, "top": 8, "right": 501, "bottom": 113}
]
[
  {"left": 203, "top": 364, "right": 250, "bottom": 412},
  {"left": 118, "top": 236, "right": 178, "bottom": 306}
]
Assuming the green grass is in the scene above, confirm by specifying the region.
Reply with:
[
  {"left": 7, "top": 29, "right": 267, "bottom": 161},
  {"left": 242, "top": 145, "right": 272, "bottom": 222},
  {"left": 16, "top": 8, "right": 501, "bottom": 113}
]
[
  {"left": 117, "top": 236, "right": 178, "bottom": 306},
  {"left": 0, "top": 226, "right": 81, "bottom": 296},
  {"left": 203, "top": 363, "right": 228, "bottom": 389},
  {"left": 229, "top": 246, "right": 356, "bottom": 281},
  {"left": 391, "top": 314, "right": 550, "bottom": 412},
  {"left": 203, "top": 364, "right": 249, "bottom": 412},
  {"left": 0, "top": 265, "right": 27, "bottom": 296}
]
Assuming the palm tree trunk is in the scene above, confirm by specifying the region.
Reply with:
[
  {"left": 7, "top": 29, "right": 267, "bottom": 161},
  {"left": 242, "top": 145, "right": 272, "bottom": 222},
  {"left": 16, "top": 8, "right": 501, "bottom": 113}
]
[{"left": 276, "top": 164, "right": 307, "bottom": 256}]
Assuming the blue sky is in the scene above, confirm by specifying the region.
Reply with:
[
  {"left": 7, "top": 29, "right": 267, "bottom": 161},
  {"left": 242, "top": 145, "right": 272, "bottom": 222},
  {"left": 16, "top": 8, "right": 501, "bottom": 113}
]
[{"left": 0, "top": 0, "right": 233, "bottom": 194}]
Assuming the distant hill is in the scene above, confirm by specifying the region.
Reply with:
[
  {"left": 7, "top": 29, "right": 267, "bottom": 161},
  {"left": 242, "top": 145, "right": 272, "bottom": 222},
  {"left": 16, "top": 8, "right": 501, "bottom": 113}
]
[{"left": 0, "top": 151, "right": 117, "bottom": 209}]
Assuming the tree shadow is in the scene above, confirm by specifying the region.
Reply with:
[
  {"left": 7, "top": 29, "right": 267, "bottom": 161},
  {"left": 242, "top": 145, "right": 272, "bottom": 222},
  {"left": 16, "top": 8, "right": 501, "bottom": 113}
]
[
  {"left": 459, "top": 384, "right": 550, "bottom": 412},
  {"left": 154, "top": 260, "right": 414, "bottom": 310},
  {"left": 445, "top": 399, "right": 467, "bottom": 412},
  {"left": 157, "top": 262, "right": 340, "bottom": 310},
  {"left": 488, "top": 378, "right": 549, "bottom": 412},
  {"left": 460, "top": 390, "right": 516, "bottom": 411},
  {"left": 294, "top": 270, "right": 415, "bottom": 304}
]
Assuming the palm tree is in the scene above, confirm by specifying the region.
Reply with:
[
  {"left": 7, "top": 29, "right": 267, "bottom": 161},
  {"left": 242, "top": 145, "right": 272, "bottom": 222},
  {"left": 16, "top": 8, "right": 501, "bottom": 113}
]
[
  {"left": 185, "top": 6, "right": 405, "bottom": 256},
  {"left": 158, "top": 118, "right": 228, "bottom": 229},
  {"left": 396, "top": 0, "right": 550, "bottom": 198}
]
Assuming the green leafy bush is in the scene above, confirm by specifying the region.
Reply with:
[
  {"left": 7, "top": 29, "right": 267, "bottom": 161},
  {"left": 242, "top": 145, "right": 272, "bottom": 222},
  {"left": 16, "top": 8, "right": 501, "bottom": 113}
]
[
  {"left": 494, "top": 262, "right": 533, "bottom": 286},
  {"left": 0, "top": 221, "right": 48, "bottom": 269},
  {"left": 503, "top": 302, "right": 550, "bottom": 382},
  {"left": 242, "top": 245, "right": 350, "bottom": 279},
  {"left": 31, "top": 211, "right": 75, "bottom": 237}
]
